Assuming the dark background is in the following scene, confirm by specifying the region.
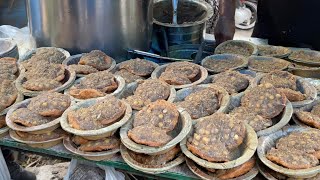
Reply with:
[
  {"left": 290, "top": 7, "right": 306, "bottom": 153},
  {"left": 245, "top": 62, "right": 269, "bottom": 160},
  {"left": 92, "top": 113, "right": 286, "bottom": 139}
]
[{"left": 0, "top": 0, "right": 27, "bottom": 28}]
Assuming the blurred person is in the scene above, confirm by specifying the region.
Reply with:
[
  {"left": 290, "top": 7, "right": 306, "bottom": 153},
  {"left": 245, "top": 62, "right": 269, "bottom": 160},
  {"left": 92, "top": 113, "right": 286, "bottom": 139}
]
[{"left": 214, "top": 0, "right": 320, "bottom": 50}]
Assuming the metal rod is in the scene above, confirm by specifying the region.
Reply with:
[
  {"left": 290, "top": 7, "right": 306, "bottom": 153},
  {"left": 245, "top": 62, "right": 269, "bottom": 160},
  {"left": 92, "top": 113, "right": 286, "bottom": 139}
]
[
  {"left": 172, "top": 0, "right": 178, "bottom": 24},
  {"left": 127, "top": 49, "right": 190, "bottom": 62}
]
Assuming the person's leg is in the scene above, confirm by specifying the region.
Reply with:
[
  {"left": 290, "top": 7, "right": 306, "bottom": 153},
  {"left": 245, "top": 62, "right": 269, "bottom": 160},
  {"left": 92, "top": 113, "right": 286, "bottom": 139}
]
[
  {"left": 251, "top": 0, "right": 270, "bottom": 39},
  {"left": 204, "top": 0, "right": 219, "bottom": 34},
  {"left": 0, "top": 148, "right": 11, "bottom": 180},
  {"left": 1, "top": 149, "right": 36, "bottom": 180}
]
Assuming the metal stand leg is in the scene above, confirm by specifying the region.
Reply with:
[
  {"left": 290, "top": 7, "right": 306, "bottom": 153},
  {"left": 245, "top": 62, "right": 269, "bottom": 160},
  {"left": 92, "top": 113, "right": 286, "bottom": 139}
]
[{"left": 0, "top": 148, "right": 11, "bottom": 180}]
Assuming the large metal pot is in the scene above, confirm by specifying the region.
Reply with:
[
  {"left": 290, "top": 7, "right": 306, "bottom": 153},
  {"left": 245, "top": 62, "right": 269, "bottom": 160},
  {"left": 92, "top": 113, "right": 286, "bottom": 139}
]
[
  {"left": 153, "top": 0, "right": 213, "bottom": 49},
  {"left": 26, "top": 0, "right": 153, "bottom": 61}
]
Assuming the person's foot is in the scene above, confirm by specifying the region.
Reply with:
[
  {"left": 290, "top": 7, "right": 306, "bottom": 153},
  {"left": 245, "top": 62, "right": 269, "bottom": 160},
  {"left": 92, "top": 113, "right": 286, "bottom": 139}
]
[{"left": 6, "top": 161, "right": 36, "bottom": 180}]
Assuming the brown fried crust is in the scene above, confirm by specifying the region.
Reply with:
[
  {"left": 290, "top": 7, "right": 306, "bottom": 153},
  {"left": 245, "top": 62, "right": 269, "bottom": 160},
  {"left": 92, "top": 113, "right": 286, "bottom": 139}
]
[
  {"left": 15, "top": 128, "right": 66, "bottom": 141},
  {"left": 22, "top": 78, "right": 62, "bottom": 91},
  {"left": 176, "top": 88, "right": 219, "bottom": 119},
  {"left": 69, "top": 88, "right": 105, "bottom": 99},
  {"left": 0, "top": 80, "right": 17, "bottom": 111},
  {"left": 159, "top": 62, "right": 200, "bottom": 85},
  {"left": 126, "top": 79, "right": 170, "bottom": 110},
  {"left": 95, "top": 97, "right": 126, "bottom": 125},
  {"left": 216, "top": 43, "right": 253, "bottom": 56},
  {"left": 212, "top": 71, "right": 250, "bottom": 94},
  {"left": 277, "top": 88, "right": 306, "bottom": 102},
  {"left": 248, "top": 58, "right": 289, "bottom": 72},
  {"left": 125, "top": 95, "right": 146, "bottom": 111},
  {"left": 187, "top": 113, "right": 246, "bottom": 162},
  {"left": 212, "top": 82, "right": 238, "bottom": 95},
  {"left": 68, "top": 64, "right": 98, "bottom": 75},
  {"left": 118, "top": 58, "right": 156, "bottom": 76},
  {"left": 276, "top": 131, "right": 320, "bottom": 154},
  {"left": 0, "top": 57, "right": 18, "bottom": 74},
  {"left": 312, "top": 151, "right": 320, "bottom": 159},
  {"left": 203, "top": 58, "right": 244, "bottom": 72},
  {"left": 79, "top": 50, "right": 112, "bottom": 71},
  {"left": 290, "top": 50, "right": 320, "bottom": 62},
  {"left": 72, "top": 136, "right": 89, "bottom": 145},
  {"left": 134, "top": 79, "right": 170, "bottom": 100},
  {"left": 164, "top": 62, "right": 200, "bottom": 80},
  {"left": 311, "top": 104, "right": 320, "bottom": 117},
  {"left": 79, "top": 71, "right": 118, "bottom": 92},
  {"left": 0, "top": 73, "right": 16, "bottom": 82},
  {"left": 27, "top": 92, "right": 71, "bottom": 117},
  {"left": 266, "top": 148, "right": 319, "bottom": 169},
  {"left": 295, "top": 111, "right": 320, "bottom": 129},
  {"left": 216, "top": 157, "right": 256, "bottom": 179},
  {"left": 159, "top": 71, "right": 192, "bottom": 85},
  {"left": 258, "top": 46, "right": 287, "bottom": 57},
  {"left": 128, "top": 125, "right": 173, "bottom": 147},
  {"left": 241, "top": 83, "right": 286, "bottom": 118},
  {"left": 67, "top": 110, "right": 104, "bottom": 130},
  {"left": 260, "top": 71, "right": 297, "bottom": 90},
  {"left": 0, "top": 57, "right": 17, "bottom": 63},
  {"left": 205, "top": 168, "right": 216, "bottom": 173},
  {"left": 25, "top": 63, "right": 65, "bottom": 82},
  {"left": 78, "top": 136, "right": 120, "bottom": 152},
  {"left": 67, "top": 97, "right": 125, "bottom": 130},
  {"left": 0, "top": 115, "right": 6, "bottom": 128},
  {"left": 187, "top": 142, "right": 232, "bottom": 162},
  {"left": 230, "top": 107, "right": 272, "bottom": 131},
  {"left": 133, "top": 100, "right": 179, "bottom": 132},
  {"left": 114, "top": 69, "right": 145, "bottom": 83},
  {"left": 33, "top": 48, "right": 66, "bottom": 64},
  {"left": 11, "top": 108, "right": 54, "bottom": 127},
  {"left": 21, "top": 56, "right": 44, "bottom": 70},
  {"left": 70, "top": 71, "right": 118, "bottom": 99},
  {"left": 267, "top": 130, "right": 320, "bottom": 169},
  {"left": 128, "top": 146, "right": 181, "bottom": 167}
]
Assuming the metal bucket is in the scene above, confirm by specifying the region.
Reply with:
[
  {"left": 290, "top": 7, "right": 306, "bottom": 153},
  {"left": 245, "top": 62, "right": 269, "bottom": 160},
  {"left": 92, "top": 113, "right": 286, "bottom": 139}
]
[
  {"left": 26, "top": 0, "right": 153, "bottom": 61},
  {"left": 153, "top": 0, "right": 213, "bottom": 49},
  {"left": 163, "top": 43, "right": 214, "bottom": 61}
]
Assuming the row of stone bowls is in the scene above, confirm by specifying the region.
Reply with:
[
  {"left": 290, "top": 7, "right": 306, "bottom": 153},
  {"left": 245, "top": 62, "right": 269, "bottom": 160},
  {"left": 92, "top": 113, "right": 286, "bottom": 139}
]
[
  {"left": 257, "top": 77, "right": 320, "bottom": 179},
  {"left": 61, "top": 98, "right": 132, "bottom": 161},
  {"left": 151, "top": 63, "right": 208, "bottom": 89},
  {"left": 0, "top": 40, "right": 22, "bottom": 137},
  {"left": 117, "top": 79, "right": 288, "bottom": 175},
  {"left": 169, "top": 66, "right": 305, "bottom": 179},
  {"left": 212, "top": 40, "right": 320, "bottom": 79},
  {"left": 118, "top": 79, "right": 192, "bottom": 173},
  {"left": 0, "top": 92, "right": 24, "bottom": 138},
  {"left": 16, "top": 47, "right": 76, "bottom": 97},
  {"left": 64, "top": 75, "right": 126, "bottom": 103},
  {"left": 16, "top": 47, "right": 124, "bottom": 98},
  {"left": 214, "top": 39, "right": 320, "bottom": 67},
  {"left": 5, "top": 94, "right": 76, "bottom": 148},
  {"left": 4, "top": 95, "right": 130, "bottom": 160},
  {"left": 178, "top": 83, "right": 259, "bottom": 178},
  {"left": 115, "top": 62, "right": 315, "bottom": 175},
  {"left": 8, "top": 46, "right": 319, "bottom": 177},
  {"left": 201, "top": 54, "right": 291, "bottom": 74},
  {"left": 258, "top": 126, "right": 320, "bottom": 179},
  {"left": 176, "top": 91, "right": 317, "bottom": 179},
  {"left": 119, "top": 106, "right": 192, "bottom": 174}
]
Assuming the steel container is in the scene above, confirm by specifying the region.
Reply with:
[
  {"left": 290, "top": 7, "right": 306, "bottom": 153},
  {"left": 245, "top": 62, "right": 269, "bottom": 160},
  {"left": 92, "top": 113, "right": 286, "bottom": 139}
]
[
  {"left": 153, "top": 0, "right": 213, "bottom": 48},
  {"left": 26, "top": 0, "right": 153, "bottom": 61}
]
